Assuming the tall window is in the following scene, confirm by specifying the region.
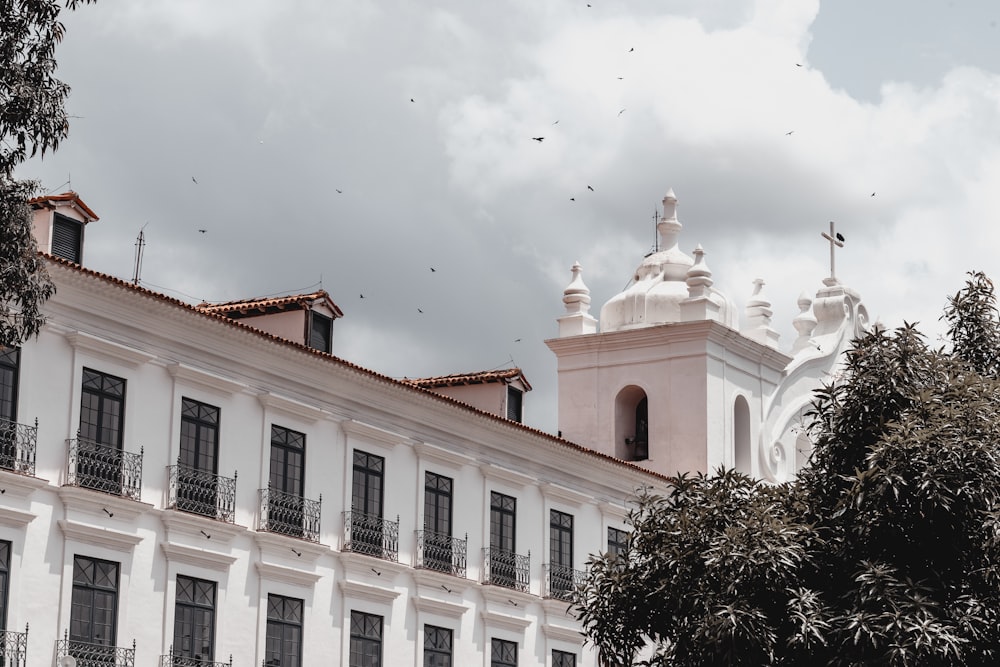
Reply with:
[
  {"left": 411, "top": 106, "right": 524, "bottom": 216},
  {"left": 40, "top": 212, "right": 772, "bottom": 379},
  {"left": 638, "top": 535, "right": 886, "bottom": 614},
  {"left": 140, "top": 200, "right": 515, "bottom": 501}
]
[
  {"left": 79, "top": 369, "right": 125, "bottom": 448},
  {"left": 77, "top": 369, "right": 126, "bottom": 494},
  {"left": 550, "top": 510, "right": 573, "bottom": 568},
  {"left": 633, "top": 397, "right": 648, "bottom": 460},
  {"left": 351, "top": 450, "right": 384, "bottom": 555},
  {"left": 52, "top": 213, "right": 83, "bottom": 263},
  {"left": 308, "top": 312, "right": 332, "bottom": 353},
  {"left": 607, "top": 527, "right": 628, "bottom": 559},
  {"left": 0, "top": 540, "right": 9, "bottom": 632},
  {"left": 552, "top": 650, "right": 576, "bottom": 667},
  {"left": 423, "top": 625, "right": 452, "bottom": 667},
  {"left": 177, "top": 398, "right": 221, "bottom": 517},
  {"left": 265, "top": 594, "right": 302, "bottom": 667},
  {"left": 269, "top": 425, "right": 306, "bottom": 536},
  {"left": 173, "top": 575, "right": 216, "bottom": 662},
  {"left": 0, "top": 348, "right": 20, "bottom": 471},
  {"left": 424, "top": 472, "right": 453, "bottom": 572},
  {"left": 0, "top": 348, "right": 19, "bottom": 422},
  {"left": 349, "top": 611, "right": 382, "bottom": 667},
  {"left": 490, "top": 492, "right": 517, "bottom": 587},
  {"left": 490, "top": 638, "right": 517, "bottom": 667},
  {"left": 70, "top": 555, "right": 119, "bottom": 649},
  {"left": 550, "top": 510, "right": 574, "bottom": 598}
]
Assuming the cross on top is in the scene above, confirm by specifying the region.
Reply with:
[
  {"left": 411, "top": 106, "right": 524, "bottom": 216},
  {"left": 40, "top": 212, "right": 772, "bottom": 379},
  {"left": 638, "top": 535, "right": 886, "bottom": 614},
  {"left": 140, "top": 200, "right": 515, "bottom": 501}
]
[{"left": 820, "top": 221, "right": 844, "bottom": 284}]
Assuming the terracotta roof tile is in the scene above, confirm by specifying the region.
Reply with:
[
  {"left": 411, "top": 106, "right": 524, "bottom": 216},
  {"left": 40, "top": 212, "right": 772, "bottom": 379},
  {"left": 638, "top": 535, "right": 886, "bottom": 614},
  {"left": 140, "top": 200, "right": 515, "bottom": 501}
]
[
  {"left": 196, "top": 290, "right": 344, "bottom": 319},
  {"left": 28, "top": 191, "right": 99, "bottom": 221},
  {"left": 404, "top": 368, "right": 532, "bottom": 391}
]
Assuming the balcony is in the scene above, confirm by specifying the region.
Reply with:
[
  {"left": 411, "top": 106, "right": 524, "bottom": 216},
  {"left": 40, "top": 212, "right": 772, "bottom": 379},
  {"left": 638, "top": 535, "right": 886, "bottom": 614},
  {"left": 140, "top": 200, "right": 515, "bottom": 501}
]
[
  {"left": 343, "top": 511, "right": 399, "bottom": 562},
  {"left": 482, "top": 547, "right": 530, "bottom": 592},
  {"left": 0, "top": 418, "right": 37, "bottom": 476},
  {"left": 1, "top": 625, "right": 28, "bottom": 667},
  {"left": 544, "top": 563, "right": 585, "bottom": 601},
  {"left": 56, "top": 634, "right": 135, "bottom": 667},
  {"left": 167, "top": 464, "right": 237, "bottom": 523},
  {"left": 258, "top": 488, "right": 321, "bottom": 542},
  {"left": 415, "top": 530, "right": 467, "bottom": 578},
  {"left": 66, "top": 437, "right": 143, "bottom": 500},
  {"left": 158, "top": 647, "right": 232, "bottom": 666}
]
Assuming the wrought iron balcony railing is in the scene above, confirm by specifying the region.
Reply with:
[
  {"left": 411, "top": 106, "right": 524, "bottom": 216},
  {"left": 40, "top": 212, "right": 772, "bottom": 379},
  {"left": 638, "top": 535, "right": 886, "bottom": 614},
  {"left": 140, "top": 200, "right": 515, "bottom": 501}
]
[
  {"left": 56, "top": 633, "right": 135, "bottom": 667},
  {"left": 258, "top": 488, "right": 321, "bottom": 542},
  {"left": 168, "top": 464, "right": 237, "bottom": 523},
  {"left": 482, "top": 546, "right": 530, "bottom": 592},
  {"left": 159, "top": 646, "right": 232, "bottom": 666},
  {"left": 66, "top": 437, "right": 143, "bottom": 500},
  {"left": 0, "top": 625, "right": 28, "bottom": 667},
  {"left": 0, "top": 418, "right": 37, "bottom": 477},
  {"left": 415, "top": 529, "right": 467, "bottom": 578},
  {"left": 544, "top": 563, "right": 586, "bottom": 601},
  {"left": 343, "top": 511, "right": 399, "bottom": 561}
]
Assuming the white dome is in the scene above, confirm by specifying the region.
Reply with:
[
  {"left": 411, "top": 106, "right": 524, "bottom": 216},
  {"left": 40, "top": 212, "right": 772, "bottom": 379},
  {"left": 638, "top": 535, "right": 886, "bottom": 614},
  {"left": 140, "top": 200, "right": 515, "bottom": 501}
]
[{"left": 599, "top": 189, "right": 736, "bottom": 331}]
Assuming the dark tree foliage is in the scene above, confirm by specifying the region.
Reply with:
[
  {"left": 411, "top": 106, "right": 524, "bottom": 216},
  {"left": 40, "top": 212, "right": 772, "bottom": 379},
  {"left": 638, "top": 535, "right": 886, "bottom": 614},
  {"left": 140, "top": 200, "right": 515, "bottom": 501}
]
[
  {"left": 0, "top": 0, "right": 96, "bottom": 347},
  {"left": 577, "top": 271, "right": 1000, "bottom": 666}
]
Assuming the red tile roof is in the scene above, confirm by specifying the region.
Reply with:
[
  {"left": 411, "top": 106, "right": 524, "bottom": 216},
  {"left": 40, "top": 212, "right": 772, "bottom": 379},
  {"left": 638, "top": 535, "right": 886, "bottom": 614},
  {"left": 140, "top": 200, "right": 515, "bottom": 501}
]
[
  {"left": 404, "top": 368, "right": 533, "bottom": 392},
  {"left": 28, "top": 191, "right": 99, "bottom": 221},
  {"left": 196, "top": 290, "right": 344, "bottom": 319},
  {"left": 41, "top": 252, "right": 668, "bottom": 483}
]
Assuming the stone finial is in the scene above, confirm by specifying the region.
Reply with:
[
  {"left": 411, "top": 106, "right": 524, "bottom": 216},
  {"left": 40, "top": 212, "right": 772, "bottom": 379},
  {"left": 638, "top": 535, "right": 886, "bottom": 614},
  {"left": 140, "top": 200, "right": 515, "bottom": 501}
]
[
  {"left": 743, "top": 278, "right": 780, "bottom": 348},
  {"left": 685, "top": 245, "right": 713, "bottom": 298},
  {"left": 791, "top": 291, "right": 818, "bottom": 353},
  {"left": 657, "top": 188, "right": 682, "bottom": 251},
  {"left": 558, "top": 262, "right": 598, "bottom": 337},
  {"left": 562, "top": 261, "right": 592, "bottom": 314}
]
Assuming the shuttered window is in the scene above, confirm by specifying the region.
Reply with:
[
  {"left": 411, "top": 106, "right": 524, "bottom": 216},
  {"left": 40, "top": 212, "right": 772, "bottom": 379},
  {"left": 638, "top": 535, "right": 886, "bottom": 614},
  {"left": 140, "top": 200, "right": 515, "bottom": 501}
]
[
  {"left": 506, "top": 387, "right": 523, "bottom": 422},
  {"left": 52, "top": 214, "right": 83, "bottom": 263}
]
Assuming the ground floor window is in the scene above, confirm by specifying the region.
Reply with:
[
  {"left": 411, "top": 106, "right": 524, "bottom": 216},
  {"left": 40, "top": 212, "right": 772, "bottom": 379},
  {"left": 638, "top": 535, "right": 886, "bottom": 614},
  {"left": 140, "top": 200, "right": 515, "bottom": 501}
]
[
  {"left": 350, "top": 610, "right": 383, "bottom": 667},
  {"left": 491, "top": 638, "right": 517, "bottom": 667}
]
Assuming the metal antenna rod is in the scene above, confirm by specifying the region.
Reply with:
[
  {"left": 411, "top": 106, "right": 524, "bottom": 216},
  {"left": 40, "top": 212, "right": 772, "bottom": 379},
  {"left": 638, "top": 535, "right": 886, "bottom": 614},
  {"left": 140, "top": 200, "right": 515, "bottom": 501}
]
[{"left": 132, "top": 226, "right": 146, "bottom": 285}]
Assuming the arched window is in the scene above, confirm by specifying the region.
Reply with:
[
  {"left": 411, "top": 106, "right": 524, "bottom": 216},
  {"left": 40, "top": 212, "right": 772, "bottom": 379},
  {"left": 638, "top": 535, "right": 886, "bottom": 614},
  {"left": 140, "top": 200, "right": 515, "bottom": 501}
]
[
  {"left": 615, "top": 386, "right": 648, "bottom": 461},
  {"left": 734, "top": 395, "right": 751, "bottom": 474}
]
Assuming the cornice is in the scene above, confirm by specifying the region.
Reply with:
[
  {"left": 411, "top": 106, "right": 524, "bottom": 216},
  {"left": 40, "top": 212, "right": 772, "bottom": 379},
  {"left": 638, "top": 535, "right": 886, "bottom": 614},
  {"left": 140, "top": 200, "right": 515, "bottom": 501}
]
[
  {"left": 341, "top": 419, "right": 415, "bottom": 449},
  {"left": 411, "top": 593, "right": 469, "bottom": 618},
  {"left": 167, "top": 362, "right": 247, "bottom": 396},
  {"left": 58, "top": 519, "right": 144, "bottom": 551},
  {"left": 254, "top": 531, "right": 331, "bottom": 565},
  {"left": 160, "top": 541, "right": 239, "bottom": 571},
  {"left": 338, "top": 579, "right": 401, "bottom": 605},
  {"left": 0, "top": 470, "right": 49, "bottom": 498},
  {"left": 256, "top": 391, "right": 328, "bottom": 423},
  {"left": 159, "top": 509, "right": 249, "bottom": 545},
  {"left": 412, "top": 441, "right": 477, "bottom": 469},
  {"left": 255, "top": 561, "right": 322, "bottom": 587},
  {"left": 59, "top": 485, "right": 154, "bottom": 522},
  {"left": 63, "top": 330, "right": 156, "bottom": 367}
]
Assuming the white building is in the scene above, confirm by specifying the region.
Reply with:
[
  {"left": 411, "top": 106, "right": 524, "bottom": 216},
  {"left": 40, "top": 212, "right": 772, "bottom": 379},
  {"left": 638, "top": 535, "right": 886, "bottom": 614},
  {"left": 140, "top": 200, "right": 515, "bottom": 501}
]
[{"left": 0, "top": 189, "right": 867, "bottom": 667}]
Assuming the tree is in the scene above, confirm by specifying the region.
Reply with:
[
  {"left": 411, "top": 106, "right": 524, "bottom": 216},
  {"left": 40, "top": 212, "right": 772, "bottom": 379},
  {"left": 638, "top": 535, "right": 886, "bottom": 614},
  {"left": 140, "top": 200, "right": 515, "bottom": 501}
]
[
  {"left": 576, "top": 271, "right": 1000, "bottom": 666},
  {"left": 0, "top": 0, "right": 96, "bottom": 347}
]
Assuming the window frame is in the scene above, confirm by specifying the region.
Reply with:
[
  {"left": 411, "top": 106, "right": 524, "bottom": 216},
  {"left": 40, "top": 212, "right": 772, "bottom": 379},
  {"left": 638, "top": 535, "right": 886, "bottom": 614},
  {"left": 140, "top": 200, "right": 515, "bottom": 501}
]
[
  {"left": 352, "top": 450, "right": 384, "bottom": 518},
  {"left": 69, "top": 554, "right": 120, "bottom": 647},
  {"left": 607, "top": 527, "right": 629, "bottom": 559},
  {"left": 490, "top": 637, "right": 518, "bottom": 667},
  {"left": 173, "top": 575, "right": 217, "bottom": 662},
  {"left": 506, "top": 386, "right": 523, "bottom": 422},
  {"left": 265, "top": 593, "right": 303, "bottom": 667},
  {"left": 269, "top": 424, "right": 306, "bottom": 497},
  {"left": 79, "top": 368, "right": 126, "bottom": 449},
  {"left": 308, "top": 311, "right": 333, "bottom": 353},
  {"left": 552, "top": 649, "right": 577, "bottom": 667},
  {"left": 490, "top": 491, "right": 516, "bottom": 553},
  {"left": 52, "top": 212, "right": 83, "bottom": 263},
  {"left": 0, "top": 347, "right": 19, "bottom": 423},
  {"left": 422, "top": 624, "right": 452, "bottom": 667},
  {"left": 349, "top": 610, "right": 383, "bottom": 667},
  {"left": 179, "top": 397, "right": 220, "bottom": 474},
  {"left": 0, "top": 539, "right": 9, "bottom": 632},
  {"left": 549, "top": 509, "right": 574, "bottom": 568}
]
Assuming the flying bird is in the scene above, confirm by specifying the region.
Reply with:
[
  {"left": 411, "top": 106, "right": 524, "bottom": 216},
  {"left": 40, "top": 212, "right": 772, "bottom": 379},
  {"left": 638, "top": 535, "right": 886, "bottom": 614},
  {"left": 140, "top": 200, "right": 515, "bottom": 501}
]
[
  {"left": 532, "top": 137, "right": 545, "bottom": 142},
  {"left": 191, "top": 176, "right": 198, "bottom": 184},
  {"left": 336, "top": 189, "right": 343, "bottom": 194},
  {"left": 617, "top": 77, "right": 624, "bottom": 80},
  {"left": 417, "top": 308, "right": 424, "bottom": 314},
  {"left": 796, "top": 63, "right": 803, "bottom": 67},
  {"left": 552, "top": 120, "right": 559, "bottom": 125},
  {"left": 618, "top": 108, "right": 626, "bottom": 116},
  {"left": 197, "top": 229, "right": 207, "bottom": 234},
  {"left": 569, "top": 197, "right": 575, "bottom": 201},
  {"left": 587, "top": 185, "right": 594, "bottom": 191},
  {"left": 836, "top": 232, "right": 845, "bottom": 243},
  {"left": 410, "top": 98, "right": 415, "bottom": 103},
  {"left": 785, "top": 130, "right": 794, "bottom": 135},
  {"left": 514, "top": 338, "right": 521, "bottom": 342},
  {"left": 628, "top": 47, "right": 634, "bottom": 52},
  {"left": 430, "top": 267, "right": 436, "bottom": 272},
  {"left": 360, "top": 294, "right": 365, "bottom": 299},
  {"left": 871, "top": 192, "right": 876, "bottom": 197}
]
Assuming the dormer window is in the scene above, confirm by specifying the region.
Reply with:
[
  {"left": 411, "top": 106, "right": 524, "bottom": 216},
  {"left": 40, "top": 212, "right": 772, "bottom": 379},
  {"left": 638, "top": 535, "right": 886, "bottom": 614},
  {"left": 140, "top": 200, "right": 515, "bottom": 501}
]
[
  {"left": 506, "top": 386, "right": 523, "bottom": 423},
  {"left": 308, "top": 312, "right": 332, "bottom": 353},
  {"left": 52, "top": 213, "right": 84, "bottom": 263}
]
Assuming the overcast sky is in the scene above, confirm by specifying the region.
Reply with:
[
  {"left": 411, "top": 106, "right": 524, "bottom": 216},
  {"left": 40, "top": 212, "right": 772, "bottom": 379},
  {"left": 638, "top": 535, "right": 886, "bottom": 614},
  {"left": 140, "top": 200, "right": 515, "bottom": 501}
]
[{"left": 21, "top": 0, "right": 1000, "bottom": 433}]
